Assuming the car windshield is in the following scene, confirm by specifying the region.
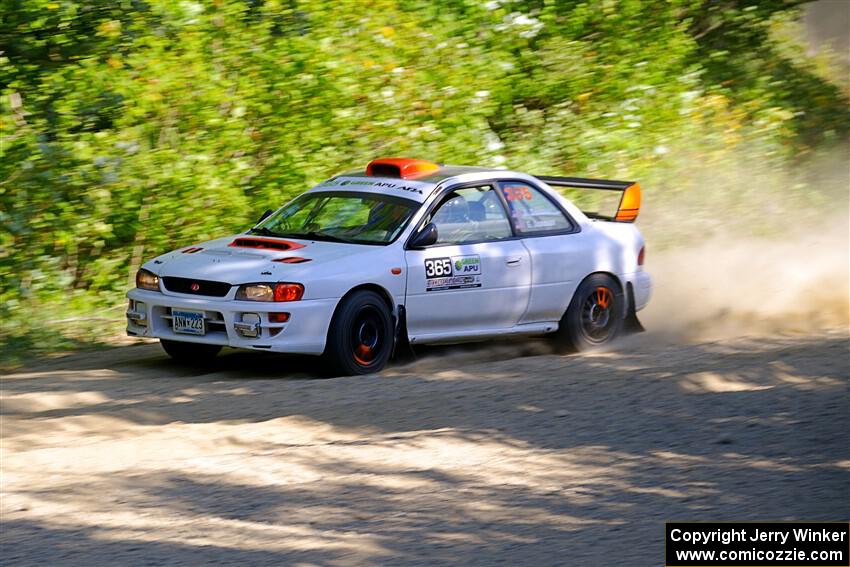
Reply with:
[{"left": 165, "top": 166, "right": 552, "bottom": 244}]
[{"left": 252, "top": 191, "right": 419, "bottom": 245}]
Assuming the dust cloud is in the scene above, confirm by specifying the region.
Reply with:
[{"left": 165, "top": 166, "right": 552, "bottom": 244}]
[
  {"left": 640, "top": 143, "right": 849, "bottom": 343},
  {"left": 641, "top": 223, "right": 849, "bottom": 342}
]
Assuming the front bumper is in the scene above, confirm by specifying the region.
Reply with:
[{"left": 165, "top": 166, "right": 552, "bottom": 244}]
[{"left": 126, "top": 288, "right": 337, "bottom": 355}]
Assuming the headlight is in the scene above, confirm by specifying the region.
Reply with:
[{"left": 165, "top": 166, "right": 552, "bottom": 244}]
[
  {"left": 236, "top": 282, "right": 304, "bottom": 302},
  {"left": 136, "top": 268, "right": 160, "bottom": 291}
]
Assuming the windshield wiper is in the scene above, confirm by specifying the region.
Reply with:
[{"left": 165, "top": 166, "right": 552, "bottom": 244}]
[
  {"left": 249, "top": 226, "right": 285, "bottom": 237},
  {"left": 280, "top": 230, "right": 355, "bottom": 244}
]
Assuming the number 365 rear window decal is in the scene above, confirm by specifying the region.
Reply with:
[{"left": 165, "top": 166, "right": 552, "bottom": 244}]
[{"left": 425, "top": 255, "right": 481, "bottom": 292}]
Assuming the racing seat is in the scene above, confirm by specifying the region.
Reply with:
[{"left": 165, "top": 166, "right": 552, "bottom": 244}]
[
  {"left": 467, "top": 201, "right": 486, "bottom": 222},
  {"left": 466, "top": 198, "right": 512, "bottom": 240},
  {"left": 433, "top": 195, "right": 470, "bottom": 224}
]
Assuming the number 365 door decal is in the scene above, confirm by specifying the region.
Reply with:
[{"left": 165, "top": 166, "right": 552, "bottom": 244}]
[{"left": 424, "top": 255, "right": 482, "bottom": 292}]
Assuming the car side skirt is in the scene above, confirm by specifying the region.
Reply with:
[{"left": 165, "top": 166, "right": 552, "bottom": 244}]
[{"left": 409, "top": 321, "right": 558, "bottom": 345}]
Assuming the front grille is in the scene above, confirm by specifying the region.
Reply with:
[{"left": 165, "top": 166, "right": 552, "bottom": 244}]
[{"left": 162, "top": 277, "right": 232, "bottom": 297}]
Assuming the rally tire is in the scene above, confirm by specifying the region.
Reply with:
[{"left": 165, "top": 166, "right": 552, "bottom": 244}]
[
  {"left": 553, "top": 273, "right": 625, "bottom": 353},
  {"left": 160, "top": 339, "right": 222, "bottom": 363},
  {"left": 323, "top": 290, "right": 394, "bottom": 376}
]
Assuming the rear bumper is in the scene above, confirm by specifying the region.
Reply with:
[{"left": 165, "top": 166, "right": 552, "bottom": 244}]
[
  {"left": 624, "top": 270, "right": 652, "bottom": 312},
  {"left": 125, "top": 288, "right": 337, "bottom": 355}
]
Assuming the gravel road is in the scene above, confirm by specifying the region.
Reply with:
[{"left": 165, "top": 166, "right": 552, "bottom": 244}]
[{"left": 1, "top": 329, "right": 848, "bottom": 566}]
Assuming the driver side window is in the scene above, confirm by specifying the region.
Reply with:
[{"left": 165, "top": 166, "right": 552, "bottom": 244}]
[{"left": 429, "top": 185, "right": 512, "bottom": 245}]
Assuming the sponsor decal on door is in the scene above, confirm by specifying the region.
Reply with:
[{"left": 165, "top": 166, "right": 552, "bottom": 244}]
[{"left": 425, "top": 255, "right": 481, "bottom": 292}]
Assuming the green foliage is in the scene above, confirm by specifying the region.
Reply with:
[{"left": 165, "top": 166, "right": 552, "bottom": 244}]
[{"left": 1, "top": 0, "right": 848, "bottom": 364}]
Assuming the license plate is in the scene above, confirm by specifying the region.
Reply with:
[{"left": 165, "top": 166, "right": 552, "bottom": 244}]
[{"left": 172, "top": 309, "right": 205, "bottom": 335}]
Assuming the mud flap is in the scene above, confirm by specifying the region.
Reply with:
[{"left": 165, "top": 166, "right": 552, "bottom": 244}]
[
  {"left": 392, "top": 305, "right": 417, "bottom": 362},
  {"left": 623, "top": 284, "right": 645, "bottom": 334}
]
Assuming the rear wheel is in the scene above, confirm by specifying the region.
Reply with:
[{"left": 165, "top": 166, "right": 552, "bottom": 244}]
[
  {"left": 323, "top": 290, "right": 394, "bottom": 376},
  {"left": 160, "top": 339, "right": 222, "bottom": 363},
  {"left": 553, "top": 274, "right": 625, "bottom": 352}
]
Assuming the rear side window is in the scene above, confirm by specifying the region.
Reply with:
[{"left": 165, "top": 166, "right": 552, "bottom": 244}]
[{"left": 498, "top": 182, "right": 573, "bottom": 235}]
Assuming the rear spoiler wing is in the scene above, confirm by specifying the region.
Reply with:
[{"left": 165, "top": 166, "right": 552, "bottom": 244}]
[{"left": 534, "top": 175, "right": 641, "bottom": 223}]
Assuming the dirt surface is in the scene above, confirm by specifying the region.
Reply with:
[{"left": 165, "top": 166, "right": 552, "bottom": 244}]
[{"left": 1, "top": 329, "right": 848, "bottom": 566}]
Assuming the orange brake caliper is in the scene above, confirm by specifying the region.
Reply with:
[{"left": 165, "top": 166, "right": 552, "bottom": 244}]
[
  {"left": 596, "top": 287, "right": 611, "bottom": 309},
  {"left": 355, "top": 344, "right": 372, "bottom": 362}
]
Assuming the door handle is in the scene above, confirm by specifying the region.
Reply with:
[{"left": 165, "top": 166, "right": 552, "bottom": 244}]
[{"left": 506, "top": 257, "right": 523, "bottom": 266}]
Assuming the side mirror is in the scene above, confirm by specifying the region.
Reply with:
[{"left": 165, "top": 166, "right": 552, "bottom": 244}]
[
  {"left": 257, "top": 209, "right": 273, "bottom": 224},
  {"left": 409, "top": 223, "right": 438, "bottom": 249}
]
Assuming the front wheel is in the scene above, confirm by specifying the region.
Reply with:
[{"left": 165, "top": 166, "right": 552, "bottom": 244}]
[
  {"left": 553, "top": 274, "right": 625, "bottom": 353},
  {"left": 160, "top": 339, "right": 222, "bottom": 363},
  {"left": 323, "top": 290, "right": 394, "bottom": 376}
]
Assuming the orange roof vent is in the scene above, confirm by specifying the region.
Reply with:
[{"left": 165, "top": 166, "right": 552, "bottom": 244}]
[{"left": 366, "top": 157, "right": 440, "bottom": 179}]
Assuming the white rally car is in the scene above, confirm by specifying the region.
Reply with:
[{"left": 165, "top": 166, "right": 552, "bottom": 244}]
[{"left": 127, "top": 158, "right": 651, "bottom": 375}]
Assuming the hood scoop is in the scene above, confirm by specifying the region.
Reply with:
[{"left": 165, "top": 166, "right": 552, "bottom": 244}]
[
  {"left": 273, "top": 256, "right": 312, "bottom": 264},
  {"left": 229, "top": 237, "right": 306, "bottom": 251}
]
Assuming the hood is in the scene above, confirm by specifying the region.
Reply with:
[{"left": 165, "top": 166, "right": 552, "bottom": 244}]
[{"left": 145, "top": 233, "right": 380, "bottom": 284}]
